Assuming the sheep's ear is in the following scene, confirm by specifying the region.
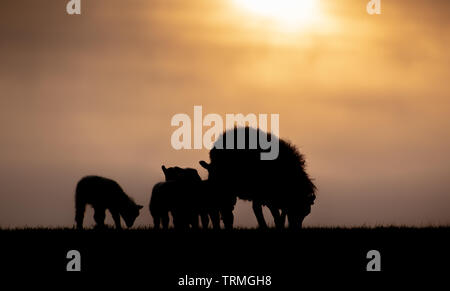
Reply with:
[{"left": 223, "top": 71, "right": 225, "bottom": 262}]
[
  {"left": 161, "top": 165, "right": 167, "bottom": 174},
  {"left": 137, "top": 205, "right": 143, "bottom": 210},
  {"left": 199, "top": 160, "right": 210, "bottom": 170}
]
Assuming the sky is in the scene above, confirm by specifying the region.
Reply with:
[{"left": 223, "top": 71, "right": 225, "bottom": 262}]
[{"left": 0, "top": 0, "right": 449, "bottom": 228}]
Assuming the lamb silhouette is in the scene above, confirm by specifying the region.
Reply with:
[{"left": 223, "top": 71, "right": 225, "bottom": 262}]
[
  {"left": 150, "top": 166, "right": 219, "bottom": 229},
  {"left": 200, "top": 127, "right": 316, "bottom": 229},
  {"left": 75, "top": 175, "right": 143, "bottom": 229}
]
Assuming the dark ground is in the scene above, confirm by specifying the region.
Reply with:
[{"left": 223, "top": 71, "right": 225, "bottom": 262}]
[{"left": 1, "top": 227, "right": 449, "bottom": 286}]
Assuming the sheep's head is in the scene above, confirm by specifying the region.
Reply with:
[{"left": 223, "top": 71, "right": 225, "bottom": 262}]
[
  {"left": 199, "top": 160, "right": 210, "bottom": 172},
  {"left": 199, "top": 160, "right": 219, "bottom": 181}
]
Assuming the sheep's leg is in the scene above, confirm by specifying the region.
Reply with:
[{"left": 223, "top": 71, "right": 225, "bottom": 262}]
[
  {"left": 268, "top": 205, "right": 284, "bottom": 229},
  {"left": 287, "top": 210, "right": 301, "bottom": 229},
  {"left": 252, "top": 200, "right": 268, "bottom": 229},
  {"left": 221, "top": 207, "right": 234, "bottom": 230},
  {"left": 298, "top": 215, "right": 305, "bottom": 229}
]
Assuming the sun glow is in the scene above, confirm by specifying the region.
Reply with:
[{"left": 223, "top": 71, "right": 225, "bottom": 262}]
[{"left": 233, "top": 0, "right": 321, "bottom": 29}]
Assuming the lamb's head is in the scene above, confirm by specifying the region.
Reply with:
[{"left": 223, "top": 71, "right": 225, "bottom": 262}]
[
  {"left": 161, "top": 165, "right": 182, "bottom": 181},
  {"left": 122, "top": 201, "right": 143, "bottom": 228},
  {"left": 162, "top": 165, "right": 201, "bottom": 182}
]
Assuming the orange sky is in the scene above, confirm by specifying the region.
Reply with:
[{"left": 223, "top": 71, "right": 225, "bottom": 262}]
[{"left": 0, "top": 0, "right": 449, "bottom": 228}]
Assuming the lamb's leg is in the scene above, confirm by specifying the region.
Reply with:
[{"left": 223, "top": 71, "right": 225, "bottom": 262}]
[
  {"left": 190, "top": 212, "right": 199, "bottom": 229},
  {"left": 252, "top": 200, "right": 267, "bottom": 229},
  {"left": 75, "top": 202, "right": 85, "bottom": 230},
  {"left": 210, "top": 210, "right": 221, "bottom": 230},
  {"left": 172, "top": 210, "right": 184, "bottom": 230},
  {"left": 111, "top": 210, "right": 122, "bottom": 230},
  {"left": 280, "top": 210, "right": 287, "bottom": 227},
  {"left": 153, "top": 215, "right": 161, "bottom": 229},
  {"left": 93, "top": 207, "right": 106, "bottom": 229},
  {"left": 200, "top": 210, "right": 210, "bottom": 229},
  {"left": 161, "top": 211, "right": 169, "bottom": 229},
  {"left": 220, "top": 194, "right": 235, "bottom": 230}
]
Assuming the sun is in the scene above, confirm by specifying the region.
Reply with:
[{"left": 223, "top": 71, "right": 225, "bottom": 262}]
[{"left": 233, "top": 0, "right": 321, "bottom": 29}]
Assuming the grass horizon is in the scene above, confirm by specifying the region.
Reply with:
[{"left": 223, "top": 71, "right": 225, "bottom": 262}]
[{"left": 1, "top": 225, "right": 449, "bottom": 232}]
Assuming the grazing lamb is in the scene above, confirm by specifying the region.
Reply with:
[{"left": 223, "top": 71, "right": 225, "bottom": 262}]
[
  {"left": 199, "top": 127, "right": 316, "bottom": 229},
  {"left": 150, "top": 166, "right": 219, "bottom": 229},
  {"left": 75, "top": 176, "right": 143, "bottom": 229}
]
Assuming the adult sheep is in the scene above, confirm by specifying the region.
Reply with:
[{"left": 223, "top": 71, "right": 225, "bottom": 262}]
[{"left": 199, "top": 127, "right": 316, "bottom": 229}]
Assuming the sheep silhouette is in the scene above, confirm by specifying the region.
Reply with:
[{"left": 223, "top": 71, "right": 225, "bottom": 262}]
[
  {"left": 200, "top": 127, "right": 316, "bottom": 229},
  {"left": 75, "top": 175, "right": 143, "bottom": 229},
  {"left": 150, "top": 166, "right": 220, "bottom": 230}
]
